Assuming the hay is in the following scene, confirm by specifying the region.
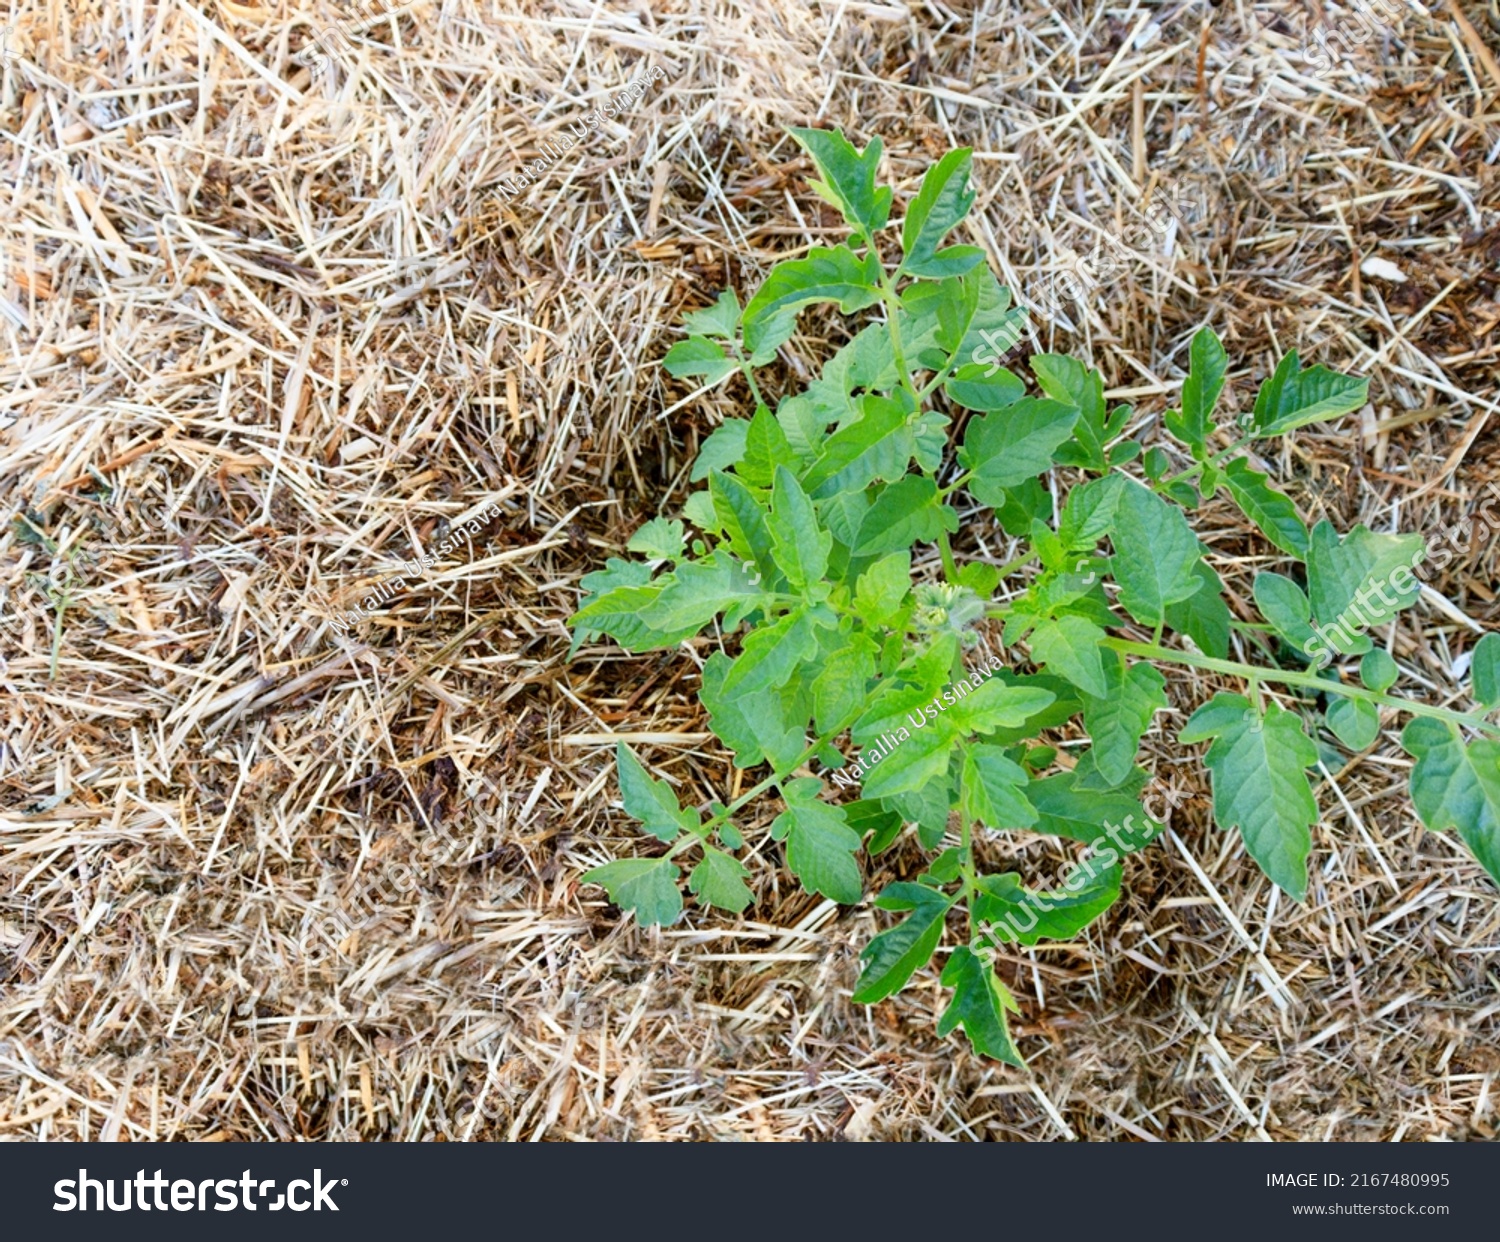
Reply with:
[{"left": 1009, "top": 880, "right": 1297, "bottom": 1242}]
[{"left": 1, "top": 0, "right": 1497, "bottom": 1141}]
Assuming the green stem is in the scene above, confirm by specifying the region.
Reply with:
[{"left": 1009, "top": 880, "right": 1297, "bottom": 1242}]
[
  {"left": 1104, "top": 637, "right": 1500, "bottom": 736},
  {"left": 878, "top": 272, "right": 921, "bottom": 404},
  {"left": 938, "top": 530, "right": 960, "bottom": 583},
  {"left": 983, "top": 549, "right": 1040, "bottom": 588},
  {"left": 918, "top": 351, "right": 961, "bottom": 402},
  {"left": 958, "top": 813, "right": 977, "bottom": 935},
  {"left": 669, "top": 736, "right": 828, "bottom": 859},
  {"left": 1157, "top": 434, "right": 1253, "bottom": 492},
  {"left": 939, "top": 469, "right": 974, "bottom": 498},
  {"left": 730, "top": 342, "right": 766, "bottom": 407}
]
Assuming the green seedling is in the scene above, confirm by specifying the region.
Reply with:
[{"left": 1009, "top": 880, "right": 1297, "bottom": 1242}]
[{"left": 569, "top": 129, "right": 1500, "bottom": 1064}]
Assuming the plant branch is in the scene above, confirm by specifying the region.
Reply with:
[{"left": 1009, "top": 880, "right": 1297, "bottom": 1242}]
[
  {"left": 671, "top": 736, "right": 831, "bottom": 858},
  {"left": 729, "top": 341, "right": 766, "bottom": 406},
  {"left": 877, "top": 271, "right": 921, "bottom": 403},
  {"left": 1104, "top": 636, "right": 1500, "bottom": 737},
  {"left": 1156, "top": 433, "right": 1254, "bottom": 492}
]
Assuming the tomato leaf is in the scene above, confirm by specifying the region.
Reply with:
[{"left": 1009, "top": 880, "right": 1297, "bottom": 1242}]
[{"left": 1180, "top": 694, "right": 1320, "bottom": 900}]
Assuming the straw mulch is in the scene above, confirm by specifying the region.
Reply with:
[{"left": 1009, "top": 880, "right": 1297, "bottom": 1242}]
[{"left": 2, "top": 0, "right": 1498, "bottom": 1142}]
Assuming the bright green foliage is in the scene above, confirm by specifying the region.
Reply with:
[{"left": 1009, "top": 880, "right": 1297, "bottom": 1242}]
[
  {"left": 1111, "top": 481, "right": 1203, "bottom": 627},
  {"left": 689, "top": 848, "right": 754, "bottom": 913},
  {"left": 1221, "top": 459, "right": 1310, "bottom": 559},
  {"left": 900, "top": 148, "right": 984, "bottom": 278},
  {"left": 743, "top": 246, "right": 883, "bottom": 360},
  {"left": 960, "top": 398, "right": 1080, "bottom": 502},
  {"left": 790, "top": 128, "right": 892, "bottom": 244},
  {"left": 962, "top": 746, "right": 1038, "bottom": 830},
  {"left": 1471, "top": 633, "right": 1500, "bottom": 711},
  {"left": 1401, "top": 719, "right": 1500, "bottom": 885},
  {"left": 1304, "top": 522, "right": 1424, "bottom": 659},
  {"left": 1028, "top": 614, "right": 1108, "bottom": 698},
  {"left": 972, "top": 867, "right": 1122, "bottom": 946},
  {"left": 1082, "top": 654, "right": 1168, "bottom": 785},
  {"left": 582, "top": 858, "right": 683, "bottom": 926},
  {"left": 771, "top": 778, "right": 864, "bottom": 903},
  {"left": 1249, "top": 352, "right": 1369, "bottom": 437},
  {"left": 937, "top": 946, "right": 1023, "bottom": 1066},
  {"left": 615, "top": 742, "right": 700, "bottom": 842},
  {"left": 663, "top": 336, "right": 738, "bottom": 385},
  {"left": 853, "top": 883, "right": 953, "bottom": 1002},
  {"left": 626, "top": 517, "right": 685, "bottom": 562},
  {"left": 1326, "top": 696, "right": 1380, "bottom": 751},
  {"left": 1360, "top": 648, "right": 1400, "bottom": 693},
  {"left": 567, "top": 129, "right": 1500, "bottom": 1067},
  {"left": 1181, "top": 695, "right": 1319, "bottom": 900},
  {"left": 1164, "top": 326, "right": 1227, "bottom": 459},
  {"left": 1254, "top": 571, "right": 1317, "bottom": 653}
]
